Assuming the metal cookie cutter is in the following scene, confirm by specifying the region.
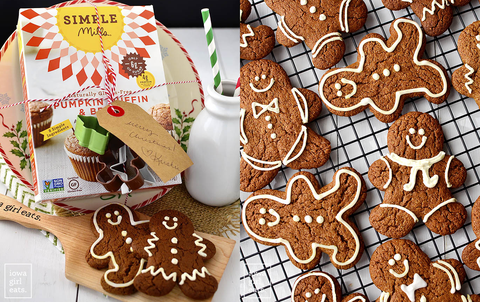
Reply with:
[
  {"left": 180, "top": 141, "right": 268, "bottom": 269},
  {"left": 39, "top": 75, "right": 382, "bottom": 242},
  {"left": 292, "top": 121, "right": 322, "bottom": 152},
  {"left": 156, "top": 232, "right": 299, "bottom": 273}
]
[{"left": 96, "top": 145, "right": 156, "bottom": 193}]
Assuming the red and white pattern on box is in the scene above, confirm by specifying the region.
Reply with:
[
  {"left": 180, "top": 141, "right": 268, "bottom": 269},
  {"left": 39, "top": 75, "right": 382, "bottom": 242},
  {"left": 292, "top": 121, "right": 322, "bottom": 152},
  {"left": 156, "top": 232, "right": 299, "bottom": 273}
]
[{"left": 20, "top": 5, "right": 158, "bottom": 87}]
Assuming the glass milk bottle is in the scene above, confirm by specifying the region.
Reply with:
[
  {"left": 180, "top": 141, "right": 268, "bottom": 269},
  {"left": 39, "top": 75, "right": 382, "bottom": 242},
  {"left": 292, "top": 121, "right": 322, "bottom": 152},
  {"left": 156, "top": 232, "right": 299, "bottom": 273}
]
[{"left": 185, "top": 80, "right": 239, "bottom": 206}]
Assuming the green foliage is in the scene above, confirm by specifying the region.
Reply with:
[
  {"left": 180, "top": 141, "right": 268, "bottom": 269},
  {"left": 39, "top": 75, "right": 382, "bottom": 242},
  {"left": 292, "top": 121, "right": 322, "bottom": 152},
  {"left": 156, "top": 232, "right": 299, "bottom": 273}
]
[
  {"left": 2, "top": 120, "right": 31, "bottom": 171},
  {"left": 171, "top": 107, "right": 196, "bottom": 152}
]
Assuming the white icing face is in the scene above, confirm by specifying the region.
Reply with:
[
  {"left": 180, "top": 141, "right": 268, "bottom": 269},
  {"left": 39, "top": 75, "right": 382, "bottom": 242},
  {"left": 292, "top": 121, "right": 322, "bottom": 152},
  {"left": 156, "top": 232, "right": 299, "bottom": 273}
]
[
  {"left": 258, "top": 208, "right": 280, "bottom": 227},
  {"left": 250, "top": 75, "right": 275, "bottom": 93},
  {"left": 162, "top": 216, "right": 179, "bottom": 230},
  {"left": 406, "top": 127, "right": 427, "bottom": 150},
  {"left": 388, "top": 253, "right": 410, "bottom": 278},
  {"left": 335, "top": 78, "right": 358, "bottom": 99},
  {"left": 107, "top": 211, "right": 122, "bottom": 226}
]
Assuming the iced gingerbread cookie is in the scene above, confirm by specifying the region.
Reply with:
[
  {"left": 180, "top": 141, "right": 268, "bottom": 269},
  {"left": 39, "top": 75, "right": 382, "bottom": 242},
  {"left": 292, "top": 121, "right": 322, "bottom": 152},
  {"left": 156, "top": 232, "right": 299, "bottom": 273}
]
[
  {"left": 382, "top": 0, "right": 471, "bottom": 37},
  {"left": 242, "top": 167, "right": 366, "bottom": 270},
  {"left": 265, "top": 0, "right": 367, "bottom": 70},
  {"left": 318, "top": 18, "right": 450, "bottom": 123},
  {"left": 368, "top": 112, "right": 467, "bottom": 238},
  {"left": 292, "top": 271, "right": 369, "bottom": 302},
  {"left": 86, "top": 203, "right": 150, "bottom": 295},
  {"left": 370, "top": 239, "right": 480, "bottom": 302},
  {"left": 452, "top": 21, "right": 480, "bottom": 109},
  {"left": 462, "top": 196, "right": 480, "bottom": 271},
  {"left": 240, "top": 0, "right": 275, "bottom": 60},
  {"left": 240, "top": 60, "right": 331, "bottom": 192},
  {"left": 132, "top": 210, "right": 217, "bottom": 299}
]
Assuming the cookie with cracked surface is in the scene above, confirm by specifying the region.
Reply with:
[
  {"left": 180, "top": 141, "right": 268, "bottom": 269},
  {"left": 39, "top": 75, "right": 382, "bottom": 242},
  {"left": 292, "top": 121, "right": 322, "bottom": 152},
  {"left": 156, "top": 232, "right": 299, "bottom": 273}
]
[
  {"left": 368, "top": 112, "right": 467, "bottom": 238},
  {"left": 240, "top": 59, "right": 331, "bottom": 192},
  {"left": 292, "top": 271, "right": 369, "bottom": 302},
  {"left": 318, "top": 18, "right": 450, "bottom": 123},
  {"left": 240, "top": 0, "right": 275, "bottom": 60},
  {"left": 86, "top": 203, "right": 150, "bottom": 295},
  {"left": 242, "top": 167, "right": 366, "bottom": 270},
  {"left": 462, "top": 196, "right": 480, "bottom": 271},
  {"left": 452, "top": 21, "right": 480, "bottom": 109},
  {"left": 132, "top": 210, "right": 217, "bottom": 299},
  {"left": 265, "top": 0, "right": 367, "bottom": 70},
  {"left": 370, "top": 239, "right": 480, "bottom": 302},
  {"left": 382, "top": 0, "right": 471, "bottom": 36}
]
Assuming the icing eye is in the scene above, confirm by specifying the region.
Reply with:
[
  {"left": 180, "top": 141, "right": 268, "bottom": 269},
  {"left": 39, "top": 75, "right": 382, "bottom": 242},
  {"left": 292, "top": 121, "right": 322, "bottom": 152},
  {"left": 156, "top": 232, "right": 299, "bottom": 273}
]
[
  {"left": 335, "top": 83, "right": 342, "bottom": 90},
  {"left": 409, "top": 128, "right": 415, "bottom": 134},
  {"left": 477, "top": 35, "right": 480, "bottom": 41},
  {"left": 255, "top": 76, "right": 260, "bottom": 81},
  {"left": 418, "top": 129, "right": 425, "bottom": 135},
  {"left": 114, "top": 211, "right": 119, "bottom": 216},
  {"left": 173, "top": 217, "right": 178, "bottom": 222},
  {"left": 261, "top": 74, "right": 266, "bottom": 80},
  {"left": 164, "top": 216, "right": 170, "bottom": 221},
  {"left": 259, "top": 218, "right": 266, "bottom": 225},
  {"left": 106, "top": 213, "right": 111, "bottom": 218},
  {"left": 337, "top": 91, "right": 342, "bottom": 97},
  {"left": 309, "top": 6, "right": 316, "bottom": 13},
  {"left": 388, "top": 259, "right": 395, "bottom": 266},
  {"left": 260, "top": 208, "right": 266, "bottom": 214},
  {"left": 394, "top": 254, "right": 402, "bottom": 261},
  {"left": 306, "top": 292, "right": 312, "bottom": 298},
  {"left": 314, "top": 288, "right": 320, "bottom": 294}
]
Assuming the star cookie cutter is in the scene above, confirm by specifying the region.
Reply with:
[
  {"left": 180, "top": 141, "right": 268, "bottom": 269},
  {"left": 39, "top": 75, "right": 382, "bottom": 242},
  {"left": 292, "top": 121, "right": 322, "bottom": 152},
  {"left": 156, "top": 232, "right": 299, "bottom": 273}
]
[
  {"left": 75, "top": 115, "right": 110, "bottom": 155},
  {"left": 96, "top": 145, "right": 156, "bottom": 193}
]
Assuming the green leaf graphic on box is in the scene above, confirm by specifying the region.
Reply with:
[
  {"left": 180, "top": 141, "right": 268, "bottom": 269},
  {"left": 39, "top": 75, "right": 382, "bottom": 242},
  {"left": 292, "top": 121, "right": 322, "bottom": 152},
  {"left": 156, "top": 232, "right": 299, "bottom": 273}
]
[
  {"left": 75, "top": 115, "right": 110, "bottom": 155},
  {"left": 20, "top": 130, "right": 27, "bottom": 138},
  {"left": 1, "top": 120, "right": 31, "bottom": 171},
  {"left": 3, "top": 132, "right": 15, "bottom": 138}
]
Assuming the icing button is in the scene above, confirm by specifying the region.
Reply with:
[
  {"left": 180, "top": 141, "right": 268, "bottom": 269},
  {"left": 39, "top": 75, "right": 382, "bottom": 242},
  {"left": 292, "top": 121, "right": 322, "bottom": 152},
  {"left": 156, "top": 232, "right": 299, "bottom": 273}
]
[
  {"left": 172, "top": 237, "right": 178, "bottom": 244},
  {"left": 305, "top": 215, "right": 313, "bottom": 223},
  {"left": 316, "top": 216, "right": 324, "bottom": 223},
  {"left": 293, "top": 215, "right": 300, "bottom": 222},
  {"left": 383, "top": 69, "right": 390, "bottom": 77},
  {"left": 171, "top": 258, "right": 178, "bottom": 265},
  {"left": 126, "top": 237, "right": 132, "bottom": 244},
  {"left": 314, "top": 288, "right": 320, "bottom": 294},
  {"left": 300, "top": 0, "right": 307, "bottom": 5},
  {"left": 306, "top": 292, "right": 312, "bottom": 298},
  {"left": 319, "top": 14, "right": 326, "bottom": 21},
  {"left": 309, "top": 6, "right": 316, "bottom": 13},
  {"left": 121, "top": 231, "right": 127, "bottom": 237},
  {"left": 265, "top": 116, "right": 271, "bottom": 121},
  {"left": 267, "top": 124, "right": 273, "bottom": 129},
  {"left": 394, "top": 64, "right": 400, "bottom": 72},
  {"left": 271, "top": 133, "right": 277, "bottom": 139},
  {"left": 372, "top": 73, "right": 380, "bottom": 81},
  {"left": 262, "top": 74, "right": 267, "bottom": 79}
]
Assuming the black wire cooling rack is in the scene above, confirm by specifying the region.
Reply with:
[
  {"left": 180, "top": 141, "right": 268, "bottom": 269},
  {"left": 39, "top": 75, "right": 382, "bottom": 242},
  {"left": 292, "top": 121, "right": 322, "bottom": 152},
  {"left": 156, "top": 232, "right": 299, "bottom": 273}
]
[{"left": 240, "top": 0, "right": 480, "bottom": 301}]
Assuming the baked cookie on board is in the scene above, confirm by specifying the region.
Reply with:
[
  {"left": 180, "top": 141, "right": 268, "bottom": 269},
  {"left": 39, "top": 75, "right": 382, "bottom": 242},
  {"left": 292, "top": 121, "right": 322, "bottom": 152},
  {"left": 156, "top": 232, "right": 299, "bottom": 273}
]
[
  {"left": 240, "top": 59, "right": 331, "bottom": 192},
  {"left": 265, "top": 0, "right": 368, "bottom": 70},
  {"left": 318, "top": 18, "right": 450, "bottom": 123},
  {"left": 368, "top": 112, "right": 467, "bottom": 238},
  {"left": 452, "top": 20, "right": 480, "bottom": 108},
  {"left": 462, "top": 196, "right": 480, "bottom": 272},
  {"left": 382, "top": 0, "right": 471, "bottom": 36},
  {"left": 240, "top": 0, "right": 275, "bottom": 60},
  {"left": 370, "top": 239, "right": 480, "bottom": 302},
  {"left": 291, "top": 271, "right": 369, "bottom": 302},
  {"left": 86, "top": 203, "right": 150, "bottom": 295},
  {"left": 242, "top": 167, "right": 367, "bottom": 270}
]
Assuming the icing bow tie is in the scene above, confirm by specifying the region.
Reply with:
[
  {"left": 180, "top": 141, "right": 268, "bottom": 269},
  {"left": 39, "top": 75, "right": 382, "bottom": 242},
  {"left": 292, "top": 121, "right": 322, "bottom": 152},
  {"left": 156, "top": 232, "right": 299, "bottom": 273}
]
[{"left": 252, "top": 98, "right": 280, "bottom": 119}]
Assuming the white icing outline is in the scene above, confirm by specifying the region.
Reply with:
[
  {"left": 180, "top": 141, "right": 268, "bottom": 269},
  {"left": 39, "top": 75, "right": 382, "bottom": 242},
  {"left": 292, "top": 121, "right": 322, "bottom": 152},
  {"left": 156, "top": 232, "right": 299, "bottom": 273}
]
[
  {"left": 400, "top": 273, "right": 427, "bottom": 302},
  {"left": 240, "top": 24, "right": 254, "bottom": 48},
  {"left": 476, "top": 239, "right": 480, "bottom": 269},
  {"left": 292, "top": 88, "right": 309, "bottom": 123},
  {"left": 432, "top": 261, "right": 460, "bottom": 293},
  {"left": 465, "top": 64, "right": 474, "bottom": 94},
  {"left": 423, "top": 198, "right": 456, "bottom": 222},
  {"left": 380, "top": 292, "right": 390, "bottom": 302},
  {"left": 243, "top": 169, "right": 362, "bottom": 266},
  {"left": 389, "top": 259, "right": 409, "bottom": 278},
  {"left": 422, "top": 0, "right": 454, "bottom": 21},
  {"left": 241, "top": 150, "right": 282, "bottom": 171},
  {"left": 277, "top": 15, "right": 305, "bottom": 43},
  {"left": 319, "top": 19, "right": 448, "bottom": 116},
  {"left": 144, "top": 232, "right": 159, "bottom": 257},
  {"left": 163, "top": 220, "right": 178, "bottom": 230},
  {"left": 282, "top": 126, "right": 308, "bottom": 166},
  {"left": 179, "top": 267, "right": 211, "bottom": 285},
  {"left": 380, "top": 204, "right": 419, "bottom": 223},
  {"left": 291, "top": 272, "right": 337, "bottom": 302},
  {"left": 312, "top": 33, "right": 343, "bottom": 58},
  {"left": 339, "top": 0, "right": 352, "bottom": 32},
  {"left": 445, "top": 155, "right": 454, "bottom": 188},
  {"left": 347, "top": 297, "right": 366, "bottom": 302},
  {"left": 142, "top": 266, "right": 177, "bottom": 281},
  {"left": 267, "top": 209, "right": 281, "bottom": 227},
  {"left": 252, "top": 98, "right": 279, "bottom": 118},
  {"left": 250, "top": 78, "right": 275, "bottom": 93},
  {"left": 380, "top": 157, "right": 392, "bottom": 189},
  {"left": 193, "top": 233, "right": 208, "bottom": 257},
  {"left": 438, "top": 260, "right": 461, "bottom": 291},
  {"left": 240, "top": 109, "right": 248, "bottom": 144},
  {"left": 387, "top": 152, "right": 445, "bottom": 191},
  {"left": 405, "top": 134, "right": 427, "bottom": 150},
  {"left": 91, "top": 204, "right": 149, "bottom": 288}
]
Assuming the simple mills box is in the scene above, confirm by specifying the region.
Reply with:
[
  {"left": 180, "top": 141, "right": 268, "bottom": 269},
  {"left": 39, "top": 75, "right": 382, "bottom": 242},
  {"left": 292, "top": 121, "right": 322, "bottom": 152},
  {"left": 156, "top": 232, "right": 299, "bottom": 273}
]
[{"left": 18, "top": 5, "right": 180, "bottom": 202}]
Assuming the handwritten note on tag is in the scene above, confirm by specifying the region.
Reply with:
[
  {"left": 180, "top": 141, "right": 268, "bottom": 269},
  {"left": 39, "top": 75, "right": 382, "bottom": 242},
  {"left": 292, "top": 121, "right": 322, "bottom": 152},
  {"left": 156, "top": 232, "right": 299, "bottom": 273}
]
[{"left": 97, "top": 101, "right": 193, "bottom": 182}]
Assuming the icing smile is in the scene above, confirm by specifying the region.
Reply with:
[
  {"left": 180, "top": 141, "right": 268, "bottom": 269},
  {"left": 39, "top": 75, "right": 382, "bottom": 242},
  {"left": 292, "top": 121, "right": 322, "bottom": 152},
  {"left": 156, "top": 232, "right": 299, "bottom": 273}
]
[
  {"left": 388, "top": 254, "right": 409, "bottom": 278},
  {"left": 106, "top": 211, "right": 122, "bottom": 226},
  {"left": 257, "top": 208, "right": 280, "bottom": 227},
  {"left": 406, "top": 128, "right": 427, "bottom": 150},
  {"left": 250, "top": 75, "right": 275, "bottom": 93},
  {"left": 162, "top": 216, "right": 178, "bottom": 230},
  {"left": 335, "top": 78, "right": 357, "bottom": 99}
]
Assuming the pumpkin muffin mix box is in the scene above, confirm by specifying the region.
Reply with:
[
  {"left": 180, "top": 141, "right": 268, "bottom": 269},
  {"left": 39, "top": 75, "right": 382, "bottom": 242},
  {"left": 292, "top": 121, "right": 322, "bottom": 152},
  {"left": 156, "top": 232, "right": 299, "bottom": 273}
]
[{"left": 17, "top": 5, "right": 180, "bottom": 202}]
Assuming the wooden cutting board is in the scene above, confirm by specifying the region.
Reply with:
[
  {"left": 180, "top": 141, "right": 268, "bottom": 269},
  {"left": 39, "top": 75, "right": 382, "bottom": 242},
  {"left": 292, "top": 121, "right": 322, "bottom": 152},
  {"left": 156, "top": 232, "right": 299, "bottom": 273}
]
[{"left": 0, "top": 194, "right": 236, "bottom": 301}]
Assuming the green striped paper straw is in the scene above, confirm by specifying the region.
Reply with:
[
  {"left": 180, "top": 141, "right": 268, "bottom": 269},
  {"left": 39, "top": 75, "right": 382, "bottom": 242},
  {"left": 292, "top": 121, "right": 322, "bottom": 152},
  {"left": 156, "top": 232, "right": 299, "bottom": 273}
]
[{"left": 201, "top": 8, "right": 223, "bottom": 94}]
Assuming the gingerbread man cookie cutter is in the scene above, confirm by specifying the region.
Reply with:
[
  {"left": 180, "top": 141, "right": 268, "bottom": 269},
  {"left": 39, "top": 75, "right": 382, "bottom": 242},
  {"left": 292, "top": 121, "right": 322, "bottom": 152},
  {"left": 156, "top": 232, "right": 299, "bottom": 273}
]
[{"left": 318, "top": 18, "right": 450, "bottom": 123}]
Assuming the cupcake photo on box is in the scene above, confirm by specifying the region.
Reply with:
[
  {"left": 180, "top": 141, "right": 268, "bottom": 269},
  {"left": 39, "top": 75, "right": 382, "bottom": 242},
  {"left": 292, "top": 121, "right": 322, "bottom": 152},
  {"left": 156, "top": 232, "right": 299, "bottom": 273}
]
[
  {"left": 64, "top": 133, "right": 102, "bottom": 182},
  {"left": 29, "top": 101, "right": 53, "bottom": 148}
]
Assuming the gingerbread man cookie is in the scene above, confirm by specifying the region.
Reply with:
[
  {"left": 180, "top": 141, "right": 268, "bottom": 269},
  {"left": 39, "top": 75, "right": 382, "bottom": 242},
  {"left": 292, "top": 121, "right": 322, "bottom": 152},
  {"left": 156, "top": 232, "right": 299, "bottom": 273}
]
[
  {"left": 240, "top": 0, "right": 275, "bottom": 60},
  {"left": 132, "top": 210, "right": 217, "bottom": 299},
  {"left": 240, "top": 60, "right": 331, "bottom": 192},
  {"left": 265, "top": 0, "right": 367, "bottom": 70},
  {"left": 462, "top": 196, "right": 480, "bottom": 272},
  {"left": 452, "top": 21, "right": 480, "bottom": 109},
  {"left": 242, "top": 167, "right": 366, "bottom": 270},
  {"left": 370, "top": 239, "right": 480, "bottom": 302},
  {"left": 86, "top": 203, "right": 150, "bottom": 295},
  {"left": 382, "top": 0, "right": 471, "bottom": 37},
  {"left": 292, "top": 271, "right": 369, "bottom": 302},
  {"left": 318, "top": 18, "right": 450, "bottom": 123},
  {"left": 368, "top": 112, "right": 467, "bottom": 238}
]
